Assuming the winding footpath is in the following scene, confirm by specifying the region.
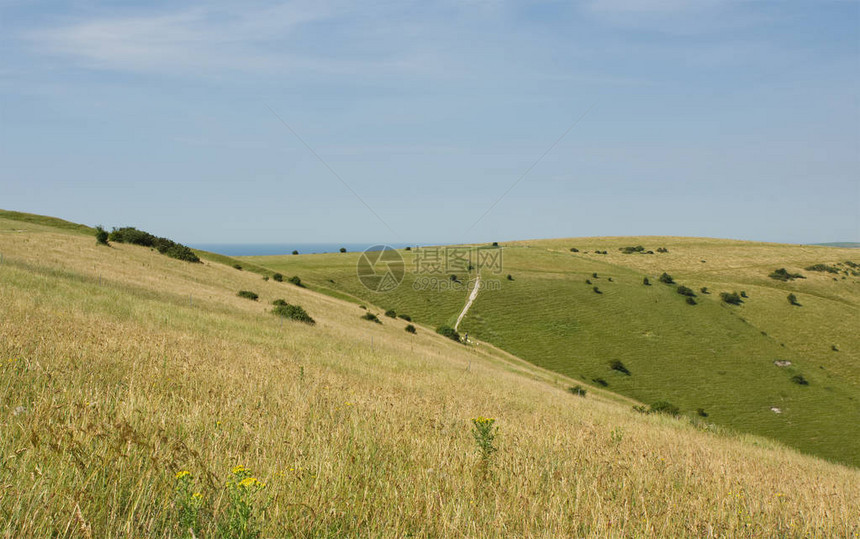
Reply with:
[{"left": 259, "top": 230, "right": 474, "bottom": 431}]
[{"left": 454, "top": 273, "right": 481, "bottom": 332}]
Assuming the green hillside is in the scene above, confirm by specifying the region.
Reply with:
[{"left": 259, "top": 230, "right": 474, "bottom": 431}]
[{"left": 245, "top": 237, "right": 860, "bottom": 467}]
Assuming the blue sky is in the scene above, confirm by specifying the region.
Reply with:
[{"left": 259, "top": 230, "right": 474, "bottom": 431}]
[{"left": 1, "top": 0, "right": 858, "bottom": 245}]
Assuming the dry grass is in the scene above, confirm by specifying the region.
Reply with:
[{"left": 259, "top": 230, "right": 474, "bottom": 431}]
[{"left": 1, "top": 221, "right": 859, "bottom": 536}]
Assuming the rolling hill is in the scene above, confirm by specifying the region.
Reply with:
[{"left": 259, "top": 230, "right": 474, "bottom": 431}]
[
  {"left": 245, "top": 237, "right": 860, "bottom": 467},
  {"left": 1, "top": 211, "right": 858, "bottom": 536}
]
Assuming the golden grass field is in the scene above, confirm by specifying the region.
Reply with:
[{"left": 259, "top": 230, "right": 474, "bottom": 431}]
[{"left": 1, "top": 214, "right": 859, "bottom": 537}]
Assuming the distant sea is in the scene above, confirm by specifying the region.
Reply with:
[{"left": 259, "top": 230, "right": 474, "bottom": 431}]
[{"left": 191, "top": 243, "right": 411, "bottom": 257}]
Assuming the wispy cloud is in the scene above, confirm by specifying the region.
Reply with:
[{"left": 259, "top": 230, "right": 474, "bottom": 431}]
[{"left": 22, "top": 1, "right": 427, "bottom": 77}]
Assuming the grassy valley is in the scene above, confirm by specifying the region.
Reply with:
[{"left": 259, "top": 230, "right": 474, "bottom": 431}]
[
  {"left": 246, "top": 237, "right": 860, "bottom": 467},
  {"left": 1, "top": 212, "right": 858, "bottom": 536}
]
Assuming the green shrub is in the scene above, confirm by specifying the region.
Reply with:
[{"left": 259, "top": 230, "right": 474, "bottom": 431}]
[
  {"left": 272, "top": 299, "right": 287, "bottom": 306},
  {"left": 643, "top": 277, "right": 650, "bottom": 286},
  {"left": 384, "top": 309, "right": 397, "bottom": 318},
  {"left": 362, "top": 312, "right": 382, "bottom": 324},
  {"left": 272, "top": 303, "right": 315, "bottom": 325},
  {"left": 339, "top": 247, "right": 347, "bottom": 253},
  {"left": 507, "top": 274, "right": 514, "bottom": 281},
  {"left": 405, "top": 246, "right": 412, "bottom": 251},
  {"left": 591, "top": 378, "right": 608, "bottom": 387},
  {"left": 609, "top": 359, "right": 630, "bottom": 375},
  {"left": 769, "top": 268, "right": 805, "bottom": 281},
  {"left": 95, "top": 226, "right": 109, "bottom": 245},
  {"left": 398, "top": 314, "right": 412, "bottom": 321},
  {"left": 359, "top": 305, "right": 366, "bottom": 310},
  {"left": 568, "top": 385, "right": 587, "bottom": 397},
  {"left": 658, "top": 272, "right": 674, "bottom": 284},
  {"left": 632, "top": 405, "right": 648, "bottom": 414},
  {"left": 288, "top": 276, "right": 304, "bottom": 287},
  {"left": 570, "top": 247, "right": 579, "bottom": 253},
  {"left": 700, "top": 287, "right": 709, "bottom": 294},
  {"left": 233, "top": 264, "right": 242, "bottom": 270},
  {"left": 108, "top": 226, "right": 201, "bottom": 263},
  {"left": 720, "top": 292, "right": 742, "bottom": 305},
  {"left": 592, "top": 272, "right": 598, "bottom": 278},
  {"left": 593, "top": 286, "right": 601, "bottom": 294},
  {"left": 740, "top": 291, "right": 748, "bottom": 298},
  {"left": 262, "top": 276, "right": 269, "bottom": 281},
  {"left": 405, "top": 324, "right": 416, "bottom": 334},
  {"left": 237, "top": 290, "right": 258, "bottom": 301},
  {"left": 805, "top": 264, "right": 839, "bottom": 274},
  {"left": 649, "top": 401, "right": 680, "bottom": 416},
  {"left": 676, "top": 285, "right": 696, "bottom": 297},
  {"left": 686, "top": 297, "right": 697, "bottom": 305},
  {"left": 619, "top": 245, "right": 645, "bottom": 254},
  {"left": 436, "top": 325, "right": 461, "bottom": 343},
  {"left": 697, "top": 408, "right": 708, "bottom": 417},
  {"left": 585, "top": 279, "right": 592, "bottom": 285},
  {"left": 787, "top": 293, "right": 801, "bottom": 306},
  {"left": 790, "top": 374, "right": 809, "bottom": 386},
  {"left": 656, "top": 247, "right": 669, "bottom": 253},
  {"left": 492, "top": 242, "right": 499, "bottom": 247},
  {"left": 292, "top": 250, "right": 299, "bottom": 255},
  {"left": 272, "top": 273, "right": 284, "bottom": 282}
]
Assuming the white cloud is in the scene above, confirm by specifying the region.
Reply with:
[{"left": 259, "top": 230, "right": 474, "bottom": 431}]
[{"left": 22, "top": 1, "right": 414, "bottom": 76}]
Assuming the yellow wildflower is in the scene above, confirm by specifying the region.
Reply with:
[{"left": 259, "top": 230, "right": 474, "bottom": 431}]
[
  {"left": 231, "top": 465, "right": 247, "bottom": 475},
  {"left": 175, "top": 470, "right": 191, "bottom": 480}
]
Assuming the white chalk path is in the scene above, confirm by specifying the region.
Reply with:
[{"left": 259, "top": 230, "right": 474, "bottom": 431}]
[{"left": 454, "top": 273, "right": 481, "bottom": 332}]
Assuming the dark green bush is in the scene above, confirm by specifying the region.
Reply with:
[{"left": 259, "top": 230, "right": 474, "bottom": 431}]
[
  {"left": 643, "top": 277, "right": 650, "bottom": 286},
  {"left": 769, "top": 268, "right": 805, "bottom": 281},
  {"left": 696, "top": 408, "right": 708, "bottom": 417},
  {"left": 398, "top": 314, "right": 412, "bottom": 321},
  {"left": 686, "top": 297, "right": 697, "bottom": 305},
  {"left": 272, "top": 299, "right": 287, "bottom": 306},
  {"left": 288, "top": 276, "right": 304, "bottom": 287},
  {"left": 405, "top": 246, "right": 412, "bottom": 251},
  {"left": 384, "top": 309, "right": 397, "bottom": 318},
  {"left": 262, "top": 276, "right": 269, "bottom": 281},
  {"left": 649, "top": 401, "right": 680, "bottom": 416},
  {"left": 609, "top": 359, "right": 630, "bottom": 375},
  {"left": 492, "top": 242, "right": 499, "bottom": 247},
  {"left": 570, "top": 247, "right": 579, "bottom": 253},
  {"left": 339, "top": 247, "right": 347, "bottom": 253},
  {"left": 108, "top": 226, "right": 201, "bottom": 263},
  {"left": 790, "top": 374, "right": 809, "bottom": 386},
  {"left": 676, "top": 285, "right": 696, "bottom": 297},
  {"left": 95, "top": 226, "right": 109, "bottom": 245},
  {"left": 700, "top": 287, "right": 709, "bottom": 294},
  {"left": 787, "top": 293, "right": 800, "bottom": 306},
  {"left": 805, "top": 264, "right": 839, "bottom": 274},
  {"left": 237, "top": 290, "right": 258, "bottom": 301},
  {"left": 272, "top": 273, "right": 284, "bottom": 282},
  {"left": 273, "top": 303, "right": 315, "bottom": 325},
  {"left": 568, "top": 385, "right": 587, "bottom": 397},
  {"left": 592, "top": 273, "right": 598, "bottom": 278},
  {"left": 507, "top": 274, "right": 514, "bottom": 281},
  {"left": 436, "top": 325, "right": 461, "bottom": 343},
  {"left": 359, "top": 305, "right": 367, "bottom": 310},
  {"left": 585, "top": 279, "right": 592, "bottom": 285},
  {"left": 362, "top": 312, "right": 382, "bottom": 324},
  {"left": 292, "top": 250, "right": 299, "bottom": 255},
  {"left": 720, "top": 292, "right": 742, "bottom": 305},
  {"left": 658, "top": 272, "right": 674, "bottom": 284},
  {"left": 656, "top": 247, "right": 669, "bottom": 253},
  {"left": 740, "top": 291, "right": 748, "bottom": 298},
  {"left": 593, "top": 286, "right": 601, "bottom": 294},
  {"left": 592, "top": 378, "right": 608, "bottom": 387},
  {"left": 619, "top": 245, "right": 645, "bottom": 254},
  {"left": 405, "top": 324, "right": 417, "bottom": 334},
  {"left": 233, "top": 264, "right": 242, "bottom": 270}
]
